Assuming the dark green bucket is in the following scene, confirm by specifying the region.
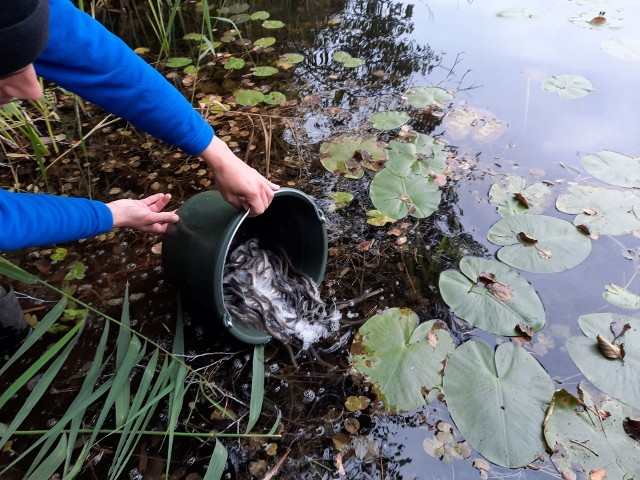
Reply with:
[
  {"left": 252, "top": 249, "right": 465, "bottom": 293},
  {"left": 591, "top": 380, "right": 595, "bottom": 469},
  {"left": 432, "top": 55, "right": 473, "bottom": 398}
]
[{"left": 162, "top": 188, "right": 328, "bottom": 344}]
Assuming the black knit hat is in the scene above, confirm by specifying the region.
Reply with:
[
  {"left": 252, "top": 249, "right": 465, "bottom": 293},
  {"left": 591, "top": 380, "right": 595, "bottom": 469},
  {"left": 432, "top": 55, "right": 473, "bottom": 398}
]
[{"left": 0, "top": 0, "right": 50, "bottom": 77}]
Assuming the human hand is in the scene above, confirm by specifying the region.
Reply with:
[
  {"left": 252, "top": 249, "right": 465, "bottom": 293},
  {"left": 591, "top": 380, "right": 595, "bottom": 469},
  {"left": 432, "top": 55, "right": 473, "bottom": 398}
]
[
  {"left": 107, "top": 193, "right": 179, "bottom": 234},
  {"left": 200, "top": 136, "right": 279, "bottom": 215}
]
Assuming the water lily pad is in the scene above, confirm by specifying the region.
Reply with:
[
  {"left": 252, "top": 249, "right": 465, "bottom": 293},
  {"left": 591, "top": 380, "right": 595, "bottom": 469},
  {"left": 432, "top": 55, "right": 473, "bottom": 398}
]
[
  {"left": 366, "top": 210, "right": 396, "bottom": 226},
  {"left": 262, "top": 20, "right": 285, "bottom": 29},
  {"left": 367, "top": 111, "right": 410, "bottom": 130},
  {"left": 489, "top": 175, "right": 552, "bottom": 216},
  {"left": 444, "top": 341, "right": 554, "bottom": 468},
  {"left": 235, "top": 90, "right": 264, "bottom": 106},
  {"left": 544, "top": 386, "right": 640, "bottom": 478},
  {"left": 568, "top": 313, "right": 640, "bottom": 409},
  {"left": 254, "top": 37, "right": 276, "bottom": 48},
  {"left": 250, "top": 11, "right": 270, "bottom": 20},
  {"left": 602, "top": 37, "right": 640, "bottom": 61},
  {"left": 487, "top": 215, "right": 592, "bottom": 273},
  {"left": 262, "top": 91, "right": 286, "bottom": 105},
  {"left": 556, "top": 185, "right": 640, "bottom": 235},
  {"left": 166, "top": 57, "right": 192, "bottom": 68},
  {"left": 224, "top": 57, "right": 246, "bottom": 70},
  {"left": 342, "top": 57, "right": 364, "bottom": 68},
  {"left": 320, "top": 136, "right": 386, "bottom": 179},
  {"left": 351, "top": 308, "right": 455, "bottom": 412},
  {"left": 439, "top": 256, "right": 545, "bottom": 336},
  {"left": 402, "top": 87, "right": 453, "bottom": 109},
  {"left": 386, "top": 134, "right": 448, "bottom": 178},
  {"left": 581, "top": 150, "right": 640, "bottom": 188},
  {"left": 329, "top": 192, "right": 354, "bottom": 211},
  {"left": 369, "top": 168, "right": 441, "bottom": 219},
  {"left": 282, "top": 53, "right": 304, "bottom": 64},
  {"left": 253, "top": 66, "right": 278, "bottom": 77},
  {"left": 541, "top": 74, "right": 595, "bottom": 99},
  {"left": 229, "top": 13, "right": 251, "bottom": 24},
  {"left": 603, "top": 283, "right": 640, "bottom": 309},
  {"left": 443, "top": 107, "right": 508, "bottom": 143},
  {"left": 570, "top": 10, "right": 623, "bottom": 30},
  {"left": 496, "top": 8, "right": 541, "bottom": 20},
  {"left": 333, "top": 51, "right": 352, "bottom": 63}
]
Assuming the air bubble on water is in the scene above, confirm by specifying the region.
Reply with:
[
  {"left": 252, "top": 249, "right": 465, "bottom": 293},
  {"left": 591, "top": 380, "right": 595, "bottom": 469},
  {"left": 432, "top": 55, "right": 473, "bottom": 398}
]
[
  {"left": 195, "top": 326, "right": 204, "bottom": 337},
  {"left": 318, "top": 387, "right": 325, "bottom": 394},
  {"left": 46, "top": 418, "right": 58, "bottom": 427},
  {"left": 140, "top": 272, "right": 148, "bottom": 280},
  {"left": 302, "top": 389, "right": 316, "bottom": 403},
  {"left": 281, "top": 381, "right": 288, "bottom": 388},
  {"left": 273, "top": 386, "right": 281, "bottom": 393},
  {"left": 126, "top": 263, "right": 136, "bottom": 271},
  {"left": 314, "top": 426, "right": 325, "bottom": 435},
  {"left": 346, "top": 310, "right": 359, "bottom": 319},
  {"left": 232, "top": 358, "right": 243, "bottom": 370},
  {"left": 129, "top": 293, "right": 145, "bottom": 302},
  {"left": 186, "top": 456, "right": 197, "bottom": 466},
  {"left": 128, "top": 468, "right": 143, "bottom": 480},
  {"left": 153, "top": 265, "right": 162, "bottom": 273},
  {"left": 269, "top": 363, "right": 279, "bottom": 372}
]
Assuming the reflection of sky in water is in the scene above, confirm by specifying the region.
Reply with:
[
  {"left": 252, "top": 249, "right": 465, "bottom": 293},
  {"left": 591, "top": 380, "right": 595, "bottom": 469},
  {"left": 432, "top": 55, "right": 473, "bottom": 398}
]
[{"left": 401, "top": 0, "right": 640, "bottom": 173}]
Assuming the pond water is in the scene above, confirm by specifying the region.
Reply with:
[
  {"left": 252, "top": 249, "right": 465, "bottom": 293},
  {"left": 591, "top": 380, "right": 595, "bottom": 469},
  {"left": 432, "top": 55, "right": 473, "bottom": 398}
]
[{"left": 2, "top": 0, "right": 640, "bottom": 478}]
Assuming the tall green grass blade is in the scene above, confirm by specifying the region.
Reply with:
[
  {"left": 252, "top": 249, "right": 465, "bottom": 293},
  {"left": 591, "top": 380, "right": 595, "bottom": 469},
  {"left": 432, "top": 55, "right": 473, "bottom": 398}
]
[
  {"left": 115, "top": 283, "right": 132, "bottom": 429},
  {"left": 203, "top": 439, "right": 228, "bottom": 480},
  {"left": 0, "top": 257, "right": 39, "bottom": 284},
  {"left": 24, "top": 433, "right": 68, "bottom": 480},
  {"left": 0, "top": 317, "right": 80, "bottom": 410},
  {"left": 0, "top": 296, "right": 67, "bottom": 377},
  {"left": 245, "top": 345, "right": 265, "bottom": 433},
  {"left": 61, "top": 442, "right": 90, "bottom": 480}
]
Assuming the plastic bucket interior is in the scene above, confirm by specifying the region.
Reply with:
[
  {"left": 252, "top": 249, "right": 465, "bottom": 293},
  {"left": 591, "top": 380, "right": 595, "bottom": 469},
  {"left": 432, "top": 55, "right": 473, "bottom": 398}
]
[{"left": 162, "top": 187, "right": 328, "bottom": 344}]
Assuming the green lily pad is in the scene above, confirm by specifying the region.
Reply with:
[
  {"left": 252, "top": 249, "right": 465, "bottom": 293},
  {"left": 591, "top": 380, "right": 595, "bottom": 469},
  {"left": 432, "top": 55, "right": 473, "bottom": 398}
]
[
  {"left": 442, "top": 107, "right": 508, "bottom": 143},
  {"left": 250, "top": 11, "right": 270, "bottom": 20},
  {"left": 165, "top": 57, "right": 192, "bottom": 68},
  {"left": 253, "top": 66, "right": 278, "bottom": 77},
  {"left": 556, "top": 185, "right": 640, "bottom": 235},
  {"left": 224, "top": 57, "right": 246, "bottom": 70},
  {"left": 581, "top": 150, "right": 640, "bottom": 188},
  {"left": 386, "top": 134, "right": 448, "bottom": 178},
  {"left": 439, "top": 256, "right": 545, "bottom": 336},
  {"left": 603, "top": 284, "right": 640, "bottom": 309},
  {"left": 227, "top": 3, "right": 249, "bottom": 14},
  {"left": 320, "top": 135, "right": 386, "bottom": 179},
  {"left": 262, "top": 20, "right": 285, "bottom": 29},
  {"left": 366, "top": 210, "right": 396, "bottom": 226},
  {"left": 333, "top": 51, "right": 352, "bottom": 63},
  {"left": 229, "top": 13, "right": 251, "bottom": 24},
  {"left": 234, "top": 90, "right": 264, "bottom": 106},
  {"left": 541, "top": 74, "right": 595, "bottom": 99},
  {"left": 282, "top": 53, "right": 304, "bottom": 64},
  {"left": 568, "top": 313, "right": 640, "bottom": 409},
  {"left": 351, "top": 308, "right": 455, "bottom": 412},
  {"left": 544, "top": 386, "right": 640, "bottom": 478},
  {"left": 487, "top": 214, "right": 592, "bottom": 273},
  {"left": 254, "top": 37, "right": 276, "bottom": 48},
  {"left": 263, "top": 91, "right": 286, "bottom": 105},
  {"left": 342, "top": 57, "right": 364, "bottom": 68},
  {"left": 489, "top": 175, "right": 552, "bottom": 216},
  {"left": 402, "top": 87, "right": 453, "bottom": 109},
  {"left": 444, "top": 341, "right": 555, "bottom": 468},
  {"left": 369, "top": 168, "right": 441, "bottom": 219},
  {"left": 367, "top": 111, "right": 410, "bottom": 131},
  {"left": 329, "top": 192, "right": 354, "bottom": 211},
  {"left": 496, "top": 8, "right": 541, "bottom": 20},
  {"left": 602, "top": 37, "right": 640, "bottom": 61}
]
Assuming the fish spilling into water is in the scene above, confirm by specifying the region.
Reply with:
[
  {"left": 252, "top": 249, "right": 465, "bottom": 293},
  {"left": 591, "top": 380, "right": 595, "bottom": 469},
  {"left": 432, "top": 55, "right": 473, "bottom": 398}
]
[{"left": 223, "top": 239, "right": 341, "bottom": 355}]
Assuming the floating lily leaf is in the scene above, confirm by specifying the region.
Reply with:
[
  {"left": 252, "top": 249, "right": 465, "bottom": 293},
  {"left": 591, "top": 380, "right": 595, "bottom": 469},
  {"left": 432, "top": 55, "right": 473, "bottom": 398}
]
[
  {"left": 556, "top": 185, "right": 640, "bottom": 235},
  {"left": 165, "top": 57, "right": 192, "bottom": 68},
  {"left": 183, "top": 33, "right": 205, "bottom": 41},
  {"left": 234, "top": 90, "right": 264, "bottom": 106},
  {"left": 581, "top": 150, "right": 640, "bottom": 188},
  {"left": 439, "top": 256, "right": 545, "bottom": 336},
  {"left": 496, "top": 8, "right": 541, "bottom": 20},
  {"left": 253, "top": 66, "right": 278, "bottom": 77},
  {"left": 320, "top": 135, "right": 386, "bottom": 179},
  {"left": 487, "top": 214, "right": 592, "bottom": 273},
  {"left": 367, "top": 111, "right": 410, "bottom": 131},
  {"left": 282, "top": 53, "right": 304, "bottom": 64},
  {"left": 443, "top": 107, "right": 508, "bottom": 143},
  {"left": 568, "top": 313, "right": 640, "bottom": 409},
  {"left": 402, "top": 87, "right": 453, "bottom": 109},
  {"left": 250, "top": 11, "right": 270, "bottom": 20},
  {"left": 229, "top": 13, "right": 251, "bottom": 24},
  {"left": 227, "top": 3, "right": 249, "bottom": 13},
  {"left": 342, "top": 57, "right": 365, "bottom": 68},
  {"left": 329, "top": 192, "right": 354, "bottom": 211},
  {"left": 369, "top": 168, "right": 441, "bottom": 219},
  {"left": 544, "top": 386, "right": 640, "bottom": 478},
  {"left": 570, "top": 10, "right": 623, "bottom": 30},
  {"left": 603, "top": 283, "right": 640, "bottom": 309},
  {"left": 366, "top": 209, "right": 396, "bottom": 226},
  {"left": 386, "top": 134, "right": 448, "bottom": 178},
  {"left": 444, "top": 341, "right": 554, "bottom": 468},
  {"left": 602, "top": 37, "right": 640, "bottom": 61},
  {"left": 541, "top": 74, "right": 595, "bottom": 99},
  {"left": 254, "top": 37, "right": 276, "bottom": 48},
  {"left": 351, "top": 308, "right": 455, "bottom": 412},
  {"left": 489, "top": 175, "right": 552, "bottom": 216},
  {"left": 333, "top": 51, "right": 352, "bottom": 63},
  {"left": 224, "top": 57, "right": 246, "bottom": 70},
  {"left": 263, "top": 91, "right": 286, "bottom": 105},
  {"left": 262, "top": 20, "right": 285, "bottom": 29}
]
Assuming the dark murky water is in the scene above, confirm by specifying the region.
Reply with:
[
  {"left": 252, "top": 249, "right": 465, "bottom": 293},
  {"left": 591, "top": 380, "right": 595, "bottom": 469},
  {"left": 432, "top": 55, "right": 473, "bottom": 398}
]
[{"left": 2, "top": 0, "right": 640, "bottom": 478}]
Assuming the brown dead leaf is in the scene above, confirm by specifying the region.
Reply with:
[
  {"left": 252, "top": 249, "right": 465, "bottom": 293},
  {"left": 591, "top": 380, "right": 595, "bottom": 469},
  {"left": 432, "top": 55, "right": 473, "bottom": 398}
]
[
  {"left": 583, "top": 208, "right": 597, "bottom": 216},
  {"left": 516, "top": 323, "right": 534, "bottom": 337},
  {"left": 472, "top": 458, "right": 490, "bottom": 479},
  {"left": 151, "top": 242, "right": 163, "bottom": 255},
  {"left": 611, "top": 322, "right": 631, "bottom": 341},
  {"left": 561, "top": 469, "right": 577, "bottom": 480},
  {"left": 538, "top": 248, "right": 552, "bottom": 260},
  {"left": 427, "top": 330, "right": 439, "bottom": 348},
  {"left": 517, "top": 231, "right": 538, "bottom": 245},
  {"left": 576, "top": 224, "right": 591, "bottom": 235},
  {"left": 336, "top": 453, "right": 346, "bottom": 476},
  {"left": 596, "top": 335, "right": 625, "bottom": 361},
  {"left": 623, "top": 417, "right": 640, "bottom": 442},
  {"left": 387, "top": 228, "right": 402, "bottom": 236},
  {"left": 358, "top": 239, "right": 375, "bottom": 252},
  {"left": 589, "top": 467, "right": 607, "bottom": 480},
  {"left": 478, "top": 272, "right": 497, "bottom": 285},
  {"left": 514, "top": 193, "right": 529, "bottom": 208},
  {"left": 486, "top": 281, "right": 514, "bottom": 301},
  {"left": 434, "top": 174, "right": 447, "bottom": 187}
]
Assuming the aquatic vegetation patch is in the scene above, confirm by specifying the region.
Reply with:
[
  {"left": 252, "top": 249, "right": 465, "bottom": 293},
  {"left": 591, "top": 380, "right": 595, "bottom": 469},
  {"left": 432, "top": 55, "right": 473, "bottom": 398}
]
[
  {"left": 443, "top": 341, "right": 555, "bottom": 468},
  {"left": 328, "top": 191, "right": 354, "bottom": 211},
  {"left": 556, "top": 185, "right": 640, "bottom": 235},
  {"left": 541, "top": 74, "right": 595, "bottom": 99},
  {"left": 402, "top": 86, "right": 453, "bottom": 110},
  {"left": 439, "top": 256, "right": 545, "bottom": 336},
  {"left": 423, "top": 421, "right": 472, "bottom": 465},
  {"left": 581, "top": 150, "right": 640, "bottom": 188},
  {"left": 320, "top": 135, "right": 386, "bottom": 179},
  {"left": 601, "top": 36, "right": 640, "bottom": 61},
  {"left": 603, "top": 283, "right": 640, "bottom": 309},
  {"left": 234, "top": 89, "right": 286, "bottom": 106},
  {"left": 442, "top": 106, "right": 508, "bottom": 143},
  {"left": 487, "top": 214, "right": 592, "bottom": 273},
  {"left": 367, "top": 111, "right": 410, "bottom": 130},
  {"left": 350, "top": 308, "right": 455, "bottom": 412},
  {"left": 333, "top": 51, "right": 365, "bottom": 68},
  {"left": 569, "top": 9, "right": 623, "bottom": 29},
  {"left": 544, "top": 385, "right": 640, "bottom": 479},
  {"left": 567, "top": 313, "right": 640, "bottom": 410},
  {"left": 488, "top": 174, "right": 552, "bottom": 216},
  {"left": 369, "top": 168, "right": 441, "bottom": 219},
  {"left": 385, "top": 133, "right": 448, "bottom": 178}
]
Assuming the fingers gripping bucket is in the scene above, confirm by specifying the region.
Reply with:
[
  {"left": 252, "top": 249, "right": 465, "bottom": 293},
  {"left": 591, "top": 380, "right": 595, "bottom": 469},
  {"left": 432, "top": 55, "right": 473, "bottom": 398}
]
[{"left": 162, "top": 188, "right": 328, "bottom": 344}]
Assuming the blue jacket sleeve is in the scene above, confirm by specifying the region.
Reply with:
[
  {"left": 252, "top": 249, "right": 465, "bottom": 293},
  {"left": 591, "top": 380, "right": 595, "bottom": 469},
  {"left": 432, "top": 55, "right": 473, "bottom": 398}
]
[
  {"left": 34, "top": 0, "right": 214, "bottom": 156},
  {"left": 0, "top": 189, "right": 113, "bottom": 251}
]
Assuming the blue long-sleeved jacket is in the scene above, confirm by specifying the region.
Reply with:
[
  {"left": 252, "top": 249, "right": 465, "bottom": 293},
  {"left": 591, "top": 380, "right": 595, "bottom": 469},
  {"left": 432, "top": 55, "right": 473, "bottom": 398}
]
[{"left": 0, "top": 0, "right": 214, "bottom": 251}]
